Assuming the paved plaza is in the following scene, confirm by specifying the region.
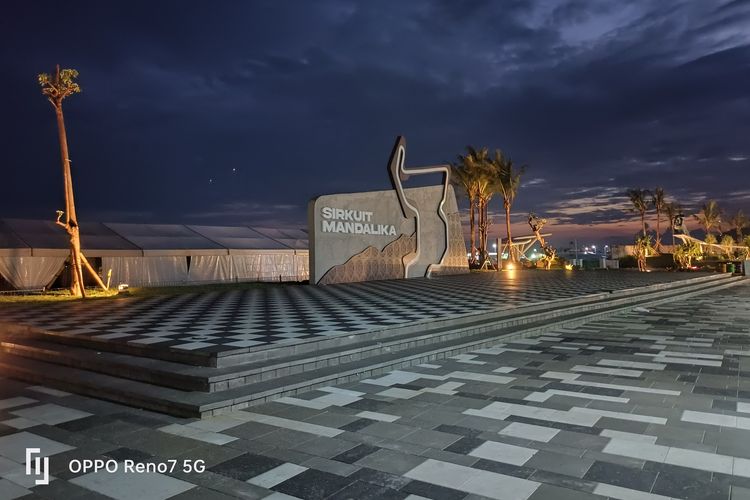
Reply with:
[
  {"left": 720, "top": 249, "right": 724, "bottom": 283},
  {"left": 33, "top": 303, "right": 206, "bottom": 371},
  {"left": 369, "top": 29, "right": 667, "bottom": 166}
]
[
  {"left": 0, "top": 279, "right": 749, "bottom": 499},
  {"left": 1, "top": 271, "right": 700, "bottom": 354}
]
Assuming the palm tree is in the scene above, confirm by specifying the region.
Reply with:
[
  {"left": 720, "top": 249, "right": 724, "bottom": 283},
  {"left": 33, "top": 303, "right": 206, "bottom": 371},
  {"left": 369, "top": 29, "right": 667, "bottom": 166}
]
[
  {"left": 694, "top": 200, "right": 722, "bottom": 236},
  {"left": 477, "top": 175, "right": 494, "bottom": 263},
  {"left": 38, "top": 66, "right": 107, "bottom": 297},
  {"left": 628, "top": 188, "right": 651, "bottom": 237},
  {"left": 664, "top": 201, "right": 681, "bottom": 246},
  {"left": 492, "top": 150, "right": 525, "bottom": 262},
  {"left": 455, "top": 147, "right": 491, "bottom": 264},
  {"left": 730, "top": 209, "right": 749, "bottom": 240},
  {"left": 651, "top": 188, "right": 666, "bottom": 251},
  {"left": 474, "top": 153, "right": 494, "bottom": 264},
  {"left": 39, "top": 66, "right": 86, "bottom": 297},
  {"left": 450, "top": 161, "right": 479, "bottom": 263}
]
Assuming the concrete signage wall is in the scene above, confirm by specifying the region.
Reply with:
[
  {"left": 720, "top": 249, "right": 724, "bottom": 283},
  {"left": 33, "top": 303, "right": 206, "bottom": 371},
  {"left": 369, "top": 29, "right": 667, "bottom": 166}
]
[{"left": 308, "top": 136, "right": 469, "bottom": 285}]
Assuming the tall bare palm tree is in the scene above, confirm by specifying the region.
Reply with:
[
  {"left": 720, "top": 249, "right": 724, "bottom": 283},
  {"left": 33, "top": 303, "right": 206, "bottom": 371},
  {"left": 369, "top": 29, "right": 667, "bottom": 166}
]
[
  {"left": 694, "top": 200, "right": 722, "bottom": 236},
  {"left": 628, "top": 188, "right": 651, "bottom": 237},
  {"left": 730, "top": 209, "right": 749, "bottom": 240},
  {"left": 493, "top": 150, "right": 525, "bottom": 262},
  {"left": 651, "top": 187, "right": 666, "bottom": 251},
  {"left": 39, "top": 66, "right": 106, "bottom": 297},
  {"left": 39, "top": 66, "right": 86, "bottom": 297}
]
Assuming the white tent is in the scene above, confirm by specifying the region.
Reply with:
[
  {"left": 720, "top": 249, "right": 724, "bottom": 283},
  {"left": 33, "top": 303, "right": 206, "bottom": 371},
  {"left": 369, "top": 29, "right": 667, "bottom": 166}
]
[
  {"left": 251, "top": 227, "right": 309, "bottom": 282},
  {"left": 0, "top": 219, "right": 309, "bottom": 290},
  {"left": 188, "top": 225, "right": 306, "bottom": 283},
  {"left": 0, "top": 219, "right": 64, "bottom": 289},
  {"left": 0, "top": 219, "right": 142, "bottom": 290},
  {"left": 102, "top": 223, "right": 225, "bottom": 286}
]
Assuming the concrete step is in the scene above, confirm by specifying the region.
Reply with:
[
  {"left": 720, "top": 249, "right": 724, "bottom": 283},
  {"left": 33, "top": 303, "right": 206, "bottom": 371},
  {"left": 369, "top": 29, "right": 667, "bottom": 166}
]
[
  {"left": 0, "top": 339, "right": 210, "bottom": 391},
  {"left": 0, "top": 273, "right": 735, "bottom": 394},
  {"left": 0, "top": 274, "right": 743, "bottom": 417}
]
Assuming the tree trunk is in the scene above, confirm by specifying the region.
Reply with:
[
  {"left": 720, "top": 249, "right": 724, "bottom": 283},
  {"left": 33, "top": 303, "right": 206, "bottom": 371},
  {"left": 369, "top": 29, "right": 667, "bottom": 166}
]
[
  {"left": 641, "top": 212, "right": 646, "bottom": 237},
  {"left": 484, "top": 199, "right": 490, "bottom": 260},
  {"left": 505, "top": 201, "right": 513, "bottom": 262},
  {"left": 55, "top": 105, "right": 84, "bottom": 297},
  {"left": 69, "top": 226, "right": 86, "bottom": 297},
  {"left": 469, "top": 196, "right": 476, "bottom": 263},
  {"left": 478, "top": 196, "right": 485, "bottom": 264},
  {"left": 656, "top": 210, "right": 661, "bottom": 250},
  {"left": 81, "top": 253, "right": 108, "bottom": 291}
]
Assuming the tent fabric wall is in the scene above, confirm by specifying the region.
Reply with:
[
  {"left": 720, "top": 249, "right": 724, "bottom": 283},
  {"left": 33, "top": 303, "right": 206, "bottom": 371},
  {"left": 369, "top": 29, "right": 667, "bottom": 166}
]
[
  {"left": 232, "top": 254, "right": 262, "bottom": 281},
  {"left": 1, "top": 219, "right": 309, "bottom": 289},
  {"left": 188, "top": 255, "right": 233, "bottom": 283},
  {"left": 231, "top": 252, "right": 301, "bottom": 282},
  {"left": 103, "top": 254, "right": 305, "bottom": 286},
  {"left": 103, "top": 256, "right": 188, "bottom": 286},
  {"left": 294, "top": 251, "right": 309, "bottom": 281},
  {"left": 261, "top": 254, "right": 295, "bottom": 281},
  {"left": 0, "top": 256, "right": 66, "bottom": 290}
]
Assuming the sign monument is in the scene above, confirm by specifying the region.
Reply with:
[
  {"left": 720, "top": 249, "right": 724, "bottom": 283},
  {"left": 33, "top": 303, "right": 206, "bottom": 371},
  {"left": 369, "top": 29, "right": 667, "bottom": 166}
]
[{"left": 308, "top": 136, "right": 469, "bottom": 285}]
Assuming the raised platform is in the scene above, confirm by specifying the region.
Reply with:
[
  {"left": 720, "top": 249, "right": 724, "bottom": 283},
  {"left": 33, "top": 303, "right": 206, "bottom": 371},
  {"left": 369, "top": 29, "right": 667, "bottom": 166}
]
[{"left": 1, "top": 271, "right": 744, "bottom": 417}]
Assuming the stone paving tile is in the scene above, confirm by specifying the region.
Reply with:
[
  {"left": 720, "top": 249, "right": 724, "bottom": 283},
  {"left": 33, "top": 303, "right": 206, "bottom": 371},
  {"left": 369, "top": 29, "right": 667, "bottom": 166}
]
[
  {"left": 583, "top": 460, "right": 657, "bottom": 491},
  {"left": 332, "top": 443, "right": 381, "bottom": 464},
  {"left": 525, "top": 450, "right": 594, "bottom": 478},
  {"left": 273, "top": 468, "right": 355, "bottom": 499},
  {"left": 301, "top": 456, "right": 360, "bottom": 477},
  {"left": 646, "top": 462, "right": 730, "bottom": 500},
  {"left": 400, "top": 479, "right": 467, "bottom": 500},
  {"left": 0, "top": 280, "right": 749, "bottom": 499},
  {"left": 355, "top": 448, "right": 426, "bottom": 476},
  {"left": 326, "top": 479, "right": 407, "bottom": 500},
  {"left": 527, "top": 483, "right": 607, "bottom": 500},
  {"left": 348, "top": 467, "right": 412, "bottom": 489}
]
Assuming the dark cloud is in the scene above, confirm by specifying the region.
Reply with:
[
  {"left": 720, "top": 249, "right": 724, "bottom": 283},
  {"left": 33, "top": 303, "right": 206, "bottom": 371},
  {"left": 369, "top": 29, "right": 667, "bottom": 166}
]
[{"left": 2, "top": 0, "right": 749, "bottom": 244}]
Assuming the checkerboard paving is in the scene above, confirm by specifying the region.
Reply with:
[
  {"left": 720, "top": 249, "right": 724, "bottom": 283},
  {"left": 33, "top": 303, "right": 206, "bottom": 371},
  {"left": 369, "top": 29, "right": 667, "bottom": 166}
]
[
  {"left": 1, "top": 281, "right": 749, "bottom": 499},
  {"left": 0, "top": 271, "right": 701, "bottom": 355}
]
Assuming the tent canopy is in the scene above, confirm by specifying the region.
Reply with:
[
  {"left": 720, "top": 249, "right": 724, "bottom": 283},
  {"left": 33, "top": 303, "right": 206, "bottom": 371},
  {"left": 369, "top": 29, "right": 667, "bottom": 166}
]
[
  {"left": 104, "top": 223, "right": 226, "bottom": 256},
  {"left": 0, "top": 219, "right": 32, "bottom": 257},
  {"left": 252, "top": 227, "right": 309, "bottom": 250},
  {"left": 0, "top": 219, "right": 309, "bottom": 257},
  {"left": 188, "top": 225, "right": 288, "bottom": 254},
  {"left": 1, "top": 219, "right": 143, "bottom": 257}
]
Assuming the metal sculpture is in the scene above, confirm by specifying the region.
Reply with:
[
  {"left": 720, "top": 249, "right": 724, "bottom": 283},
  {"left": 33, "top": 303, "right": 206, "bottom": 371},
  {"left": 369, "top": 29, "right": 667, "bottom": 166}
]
[{"left": 528, "top": 213, "right": 557, "bottom": 270}]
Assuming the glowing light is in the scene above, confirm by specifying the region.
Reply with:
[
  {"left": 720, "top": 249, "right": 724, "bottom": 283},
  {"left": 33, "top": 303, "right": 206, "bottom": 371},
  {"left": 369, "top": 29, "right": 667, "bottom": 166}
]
[
  {"left": 506, "top": 263, "right": 515, "bottom": 270},
  {"left": 564, "top": 264, "right": 573, "bottom": 270}
]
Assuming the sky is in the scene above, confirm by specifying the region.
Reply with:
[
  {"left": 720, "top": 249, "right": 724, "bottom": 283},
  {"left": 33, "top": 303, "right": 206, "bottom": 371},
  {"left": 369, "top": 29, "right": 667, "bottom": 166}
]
[{"left": 2, "top": 0, "right": 749, "bottom": 246}]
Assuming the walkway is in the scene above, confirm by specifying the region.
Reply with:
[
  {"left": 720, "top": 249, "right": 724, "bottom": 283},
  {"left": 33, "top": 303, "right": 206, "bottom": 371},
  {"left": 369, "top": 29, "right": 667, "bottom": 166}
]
[{"left": 0, "top": 280, "right": 749, "bottom": 499}]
